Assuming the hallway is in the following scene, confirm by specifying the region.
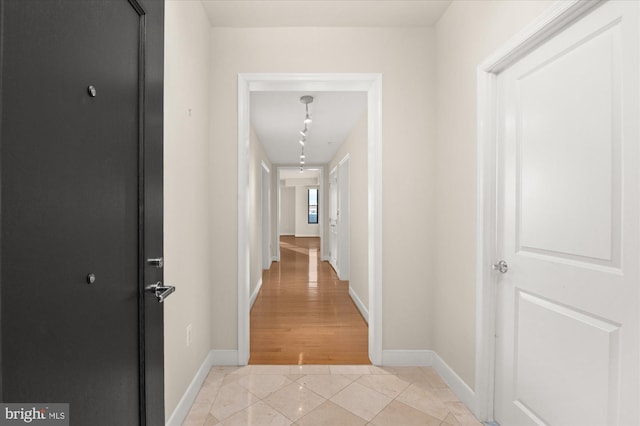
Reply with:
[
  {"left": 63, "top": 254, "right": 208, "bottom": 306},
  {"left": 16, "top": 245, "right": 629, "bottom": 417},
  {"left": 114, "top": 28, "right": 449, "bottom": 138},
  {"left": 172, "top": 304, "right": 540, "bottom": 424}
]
[{"left": 250, "top": 236, "right": 370, "bottom": 364}]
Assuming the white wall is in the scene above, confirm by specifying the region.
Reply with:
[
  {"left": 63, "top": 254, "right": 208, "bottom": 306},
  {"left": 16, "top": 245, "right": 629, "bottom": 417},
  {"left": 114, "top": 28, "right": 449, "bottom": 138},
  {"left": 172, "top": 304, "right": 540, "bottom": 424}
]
[
  {"left": 163, "top": 0, "right": 212, "bottom": 419},
  {"left": 249, "top": 126, "right": 272, "bottom": 298},
  {"left": 294, "top": 185, "right": 320, "bottom": 237},
  {"left": 329, "top": 112, "right": 368, "bottom": 310},
  {"left": 434, "top": 0, "right": 555, "bottom": 389},
  {"left": 279, "top": 186, "right": 295, "bottom": 235},
  {"left": 209, "top": 26, "right": 436, "bottom": 352}
]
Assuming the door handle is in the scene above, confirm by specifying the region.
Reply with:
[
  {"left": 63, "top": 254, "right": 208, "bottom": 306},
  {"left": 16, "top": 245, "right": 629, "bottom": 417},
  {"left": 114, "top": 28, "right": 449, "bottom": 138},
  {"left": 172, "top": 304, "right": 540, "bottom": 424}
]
[
  {"left": 147, "top": 257, "right": 164, "bottom": 268},
  {"left": 146, "top": 281, "right": 175, "bottom": 303},
  {"left": 492, "top": 260, "right": 509, "bottom": 274}
]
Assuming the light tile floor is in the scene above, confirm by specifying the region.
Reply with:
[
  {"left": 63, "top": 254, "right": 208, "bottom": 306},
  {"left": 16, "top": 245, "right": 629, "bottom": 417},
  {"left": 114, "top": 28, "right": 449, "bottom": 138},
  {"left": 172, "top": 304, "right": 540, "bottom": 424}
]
[{"left": 182, "top": 365, "right": 483, "bottom": 426}]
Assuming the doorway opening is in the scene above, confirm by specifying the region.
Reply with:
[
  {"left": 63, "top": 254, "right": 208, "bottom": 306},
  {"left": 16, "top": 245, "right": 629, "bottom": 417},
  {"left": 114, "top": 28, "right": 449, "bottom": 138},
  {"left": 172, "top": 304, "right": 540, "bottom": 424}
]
[{"left": 238, "top": 73, "right": 382, "bottom": 365}]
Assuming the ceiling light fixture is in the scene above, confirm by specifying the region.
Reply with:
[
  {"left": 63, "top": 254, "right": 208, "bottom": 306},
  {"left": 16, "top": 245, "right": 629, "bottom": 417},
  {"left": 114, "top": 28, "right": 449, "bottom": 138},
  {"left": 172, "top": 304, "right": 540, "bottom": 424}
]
[
  {"left": 299, "top": 96, "right": 314, "bottom": 168},
  {"left": 301, "top": 95, "right": 313, "bottom": 125}
]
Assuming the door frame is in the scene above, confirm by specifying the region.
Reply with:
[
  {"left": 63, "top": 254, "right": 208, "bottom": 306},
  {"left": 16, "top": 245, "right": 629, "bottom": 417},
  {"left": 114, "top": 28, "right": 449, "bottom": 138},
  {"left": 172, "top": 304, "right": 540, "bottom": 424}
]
[
  {"left": 475, "top": 0, "right": 608, "bottom": 421},
  {"left": 238, "top": 73, "right": 383, "bottom": 365},
  {"left": 329, "top": 165, "right": 339, "bottom": 272},
  {"left": 337, "top": 154, "right": 350, "bottom": 280},
  {"left": 274, "top": 165, "right": 325, "bottom": 261},
  {"left": 261, "top": 162, "right": 271, "bottom": 270}
]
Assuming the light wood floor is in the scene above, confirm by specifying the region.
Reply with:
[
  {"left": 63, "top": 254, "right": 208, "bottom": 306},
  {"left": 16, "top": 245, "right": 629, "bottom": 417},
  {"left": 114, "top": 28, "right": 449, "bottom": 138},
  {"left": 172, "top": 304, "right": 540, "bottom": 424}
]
[{"left": 249, "top": 236, "right": 370, "bottom": 365}]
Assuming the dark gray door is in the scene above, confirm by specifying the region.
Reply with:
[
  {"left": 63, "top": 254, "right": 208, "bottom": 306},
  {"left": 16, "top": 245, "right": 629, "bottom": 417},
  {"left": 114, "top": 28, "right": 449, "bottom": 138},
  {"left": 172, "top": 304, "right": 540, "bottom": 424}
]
[{"left": 0, "top": 0, "right": 165, "bottom": 424}]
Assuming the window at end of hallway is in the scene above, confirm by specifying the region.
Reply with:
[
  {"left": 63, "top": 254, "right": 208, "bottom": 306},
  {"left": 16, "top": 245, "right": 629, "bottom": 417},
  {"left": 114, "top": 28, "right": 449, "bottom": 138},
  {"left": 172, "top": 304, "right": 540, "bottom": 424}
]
[{"left": 308, "top": 188, "right": 318, "bottom": 224}]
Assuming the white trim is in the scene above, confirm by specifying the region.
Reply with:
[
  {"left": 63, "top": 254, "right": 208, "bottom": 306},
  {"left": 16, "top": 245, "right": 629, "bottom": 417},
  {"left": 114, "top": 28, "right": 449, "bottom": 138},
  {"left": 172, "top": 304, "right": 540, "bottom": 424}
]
[
  {"left": 238, "top": 73, "right": 383, "bottom": 367},
  {"left": 165, "top": 351, "right": 216, "bottom": 426},
  {"left": 475, "top": 0, "right": 606, "bottom": 421},
  {"left": 348, "top": 286, "right": 368, "bottom": 323},
  {"left": 261, "top": 161, "right": 270, "bottom": 173},
  {"left": 381, "top": 349, "right": 434, "bottom": 367},
  {"left": 250, "top": 278, "right": 263, "bottom": 309},
  {"left": 380, "top": 350, "right": 475, "bottom": 413},
  {"left": 433, "top": 353, "right": 476, "bottom": 412},
  {"left": 294, "top": 233, "right": 321, "bottom": 238},
  {"left": 238, "top": 75, "right": 251, "bottom": 366}
]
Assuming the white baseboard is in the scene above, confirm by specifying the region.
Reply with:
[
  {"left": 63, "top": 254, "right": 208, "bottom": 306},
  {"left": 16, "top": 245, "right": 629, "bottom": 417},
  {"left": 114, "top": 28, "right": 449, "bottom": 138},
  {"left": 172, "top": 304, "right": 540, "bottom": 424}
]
[
  {"left": 165, "top": 351, "right": 215, "bottom": 426},
  {"left": 249, "top": 278, "right": 263, "bottom": 309},
  {"left": 271, "top": 255, "right": 279, "bottom": 262},
  {"left": 165, "top": 350, "right": 239, "bottom": 426},
  {"left": 321, "top": 255, "right": 330, "bottom": 262},
  {"left": 381, "top": 349, "right": 434, "bottom": 366},
  {"left": 294, "top": 234, "right": 320, "bottom": 238},
  {"left": 348, "top": 287, "right": 369, "bottom": 323},
  {"left": 381, "top": 350, "right": 475, "bottom": 413},
  {"left": 432, "top": 352, "right": 475, "bottom": 411}
]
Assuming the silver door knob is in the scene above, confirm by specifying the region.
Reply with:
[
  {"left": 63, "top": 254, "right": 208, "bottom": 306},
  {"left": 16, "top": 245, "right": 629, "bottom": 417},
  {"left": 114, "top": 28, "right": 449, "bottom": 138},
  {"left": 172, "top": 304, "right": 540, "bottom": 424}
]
[{"left": 492, "top": 260, "right": 508, "bottom": 274}]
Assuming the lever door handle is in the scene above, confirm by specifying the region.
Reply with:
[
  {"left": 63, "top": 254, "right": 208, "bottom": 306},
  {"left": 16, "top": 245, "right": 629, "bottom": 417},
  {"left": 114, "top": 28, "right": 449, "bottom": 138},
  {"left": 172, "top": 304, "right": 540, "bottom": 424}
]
[{"left": 146, "top": 281, "right": 175, "bottom": 303}]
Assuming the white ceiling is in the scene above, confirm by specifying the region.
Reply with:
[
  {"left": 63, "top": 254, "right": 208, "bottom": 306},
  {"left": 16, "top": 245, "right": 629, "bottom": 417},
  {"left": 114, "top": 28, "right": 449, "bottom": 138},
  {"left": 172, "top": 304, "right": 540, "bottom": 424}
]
[
  {"left": 251, "top": 91, "right": 367, "bottom": 165},
  {"left": 201, "top": 1, "right": 452, "bottom": 28}
]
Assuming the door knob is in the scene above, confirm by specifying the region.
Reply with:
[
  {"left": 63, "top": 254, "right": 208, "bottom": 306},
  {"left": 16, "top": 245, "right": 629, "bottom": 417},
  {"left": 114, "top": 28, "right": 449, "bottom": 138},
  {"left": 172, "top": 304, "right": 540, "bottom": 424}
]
[
  {"left": 492, "top": 260, "right": 508, "bottom": 274},
  {"left": 146, "top": 281, "right": 175, "bottom": 303}
]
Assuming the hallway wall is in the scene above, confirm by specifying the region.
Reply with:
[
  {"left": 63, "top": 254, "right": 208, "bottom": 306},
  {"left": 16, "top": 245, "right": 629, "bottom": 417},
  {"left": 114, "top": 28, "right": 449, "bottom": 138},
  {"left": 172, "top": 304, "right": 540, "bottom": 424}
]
[
  {"left": 209, "top": 27, "right": 437, "bottom": 353},
  {"left": 164, "top": 0, "right": 213, "bottom": 419},
  {"left": 329, "top": 112, "right": 368, "bottom": 312},
  {"left": 434, "top": 0, "right": 555, "bottom": 390},
  {"left": 249, "top": 126, "right": 272, "bottom": 299}
]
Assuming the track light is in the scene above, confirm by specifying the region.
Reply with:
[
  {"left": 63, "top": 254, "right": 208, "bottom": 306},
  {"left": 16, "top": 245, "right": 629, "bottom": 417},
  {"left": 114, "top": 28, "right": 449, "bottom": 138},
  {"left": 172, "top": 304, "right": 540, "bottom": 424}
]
[
  {"left": 300, "top": 95, "right": 313, "bottom": 122},
  {"left": 297, "top": 96, "right": 314, "bottom": 166}
]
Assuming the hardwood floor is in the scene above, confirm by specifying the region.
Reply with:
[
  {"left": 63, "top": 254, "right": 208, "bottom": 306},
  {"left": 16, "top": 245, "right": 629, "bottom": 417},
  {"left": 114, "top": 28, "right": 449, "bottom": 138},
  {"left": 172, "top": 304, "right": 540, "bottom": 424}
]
[{"left": 249, "top": 236, "right": 370, "bottom": 365}]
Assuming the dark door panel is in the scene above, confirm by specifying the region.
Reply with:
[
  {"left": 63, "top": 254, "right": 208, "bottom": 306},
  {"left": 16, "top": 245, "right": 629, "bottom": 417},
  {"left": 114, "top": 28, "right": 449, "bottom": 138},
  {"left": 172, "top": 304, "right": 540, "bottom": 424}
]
[{"left": 0, "top": 0, "right": 164, "bottom": 424}]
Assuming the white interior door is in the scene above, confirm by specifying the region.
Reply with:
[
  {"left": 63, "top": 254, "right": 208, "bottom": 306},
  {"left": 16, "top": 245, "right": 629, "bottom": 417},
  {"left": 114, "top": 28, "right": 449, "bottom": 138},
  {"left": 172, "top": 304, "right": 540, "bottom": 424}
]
[
  {"left": 329, "top": 167, "right": 339, "bottom": 272},
  {"left": 494, "top": 1, "right": 639, "bottom": 425},
  {"left": 338, "top": 157, "right": 350, "bottom": 280}
]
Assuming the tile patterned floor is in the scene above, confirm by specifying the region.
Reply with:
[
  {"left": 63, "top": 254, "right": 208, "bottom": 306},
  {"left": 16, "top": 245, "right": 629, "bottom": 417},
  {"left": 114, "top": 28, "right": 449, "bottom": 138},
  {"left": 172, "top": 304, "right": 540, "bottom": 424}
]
[{"left": 182, "top": 365, "right": 482, "bottom": 426}]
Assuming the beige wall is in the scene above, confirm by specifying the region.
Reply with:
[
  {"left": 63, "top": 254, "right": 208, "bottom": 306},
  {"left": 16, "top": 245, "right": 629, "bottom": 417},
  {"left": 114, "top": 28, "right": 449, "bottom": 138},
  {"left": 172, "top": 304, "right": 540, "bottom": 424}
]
[
  {"left": 434, "top": 0, "right": 555, "bottom": 389},
  {"left": 249, "top": 126, "right": 272, "bottom": 297},
  {"left": 163, "top": 0, "right": 212, "bottom": 419},
  {"left": 209, "top": 26, "right": 436, "bottom": 351},
  {"left": 329, "top": 112, "right": 368, "bottom": 308},
  {"left": 279, "top": 186, "right": 295, "bottom": 235}
]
